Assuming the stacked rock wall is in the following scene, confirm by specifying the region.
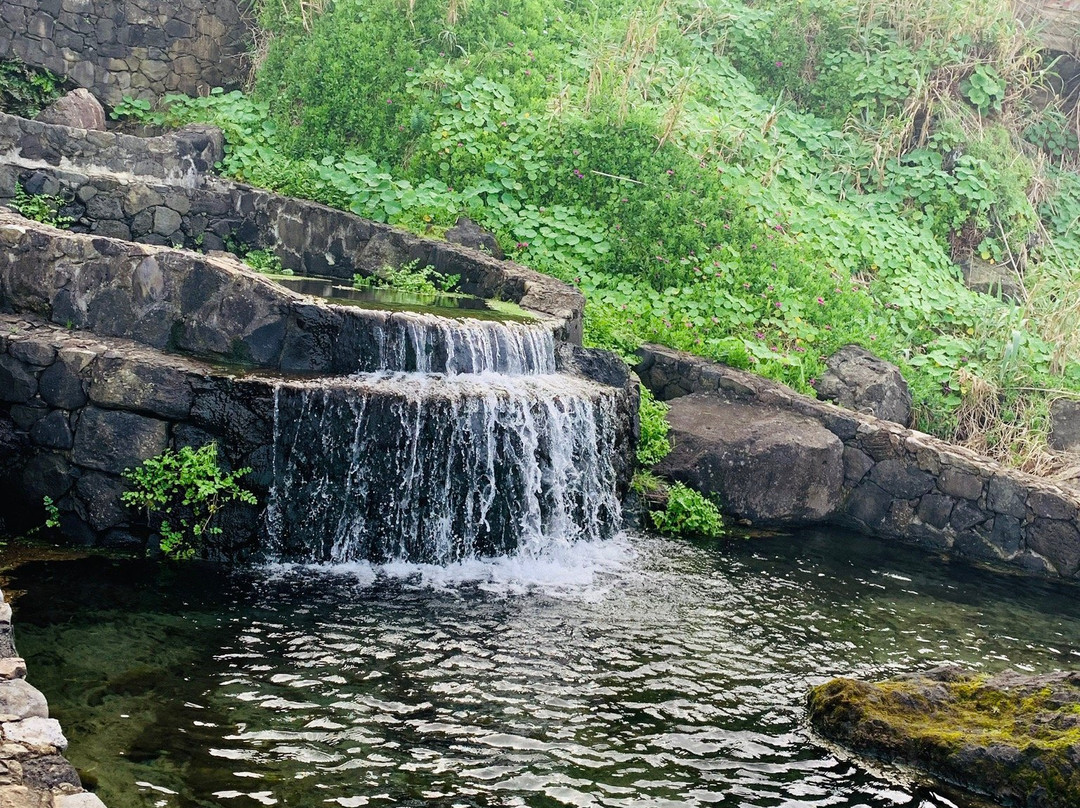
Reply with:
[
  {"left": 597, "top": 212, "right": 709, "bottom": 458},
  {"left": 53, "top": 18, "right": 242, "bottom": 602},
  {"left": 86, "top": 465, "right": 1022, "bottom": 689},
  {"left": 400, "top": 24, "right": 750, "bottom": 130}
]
[
  {"left": 0, "top": 313, "right": 275, "bottom": 548},
  {"left": 0, "top": 0, "right": 251, "bottom": 107},
  {"left": 0, "top": 586, "right": 104, "bottom": 807},
  {"left": 0, "top": 113, "right": 584, "bottom": 342},
  {"left": 0, "top": 112, "right": 223, "bottom": 187},
  {"left": 638, "top": 344, "right": 1080, "bottom": 580}
]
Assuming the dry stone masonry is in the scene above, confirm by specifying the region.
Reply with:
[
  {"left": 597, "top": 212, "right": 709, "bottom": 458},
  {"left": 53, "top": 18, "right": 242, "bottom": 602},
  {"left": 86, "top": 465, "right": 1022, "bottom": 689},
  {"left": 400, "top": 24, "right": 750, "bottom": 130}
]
[
  {"left": 0, "top": 586, "right": 105, "bottom": 808},
  {"left": 638, "top": 344, "right": 1080, "bottom": 580},
  {"left": 0, "top": 0, "right": 251, "bottom": 107}
]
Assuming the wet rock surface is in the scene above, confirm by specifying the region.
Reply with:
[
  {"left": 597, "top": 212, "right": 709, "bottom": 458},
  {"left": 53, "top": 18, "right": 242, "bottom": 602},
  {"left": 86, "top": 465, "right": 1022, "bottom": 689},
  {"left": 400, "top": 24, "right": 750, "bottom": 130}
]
[
  {"left": 637, "top": 344, "right": 1080, "bottom": 580},
  {"left": 808, "top": 666, "right": 1080, "bottom": 808}
]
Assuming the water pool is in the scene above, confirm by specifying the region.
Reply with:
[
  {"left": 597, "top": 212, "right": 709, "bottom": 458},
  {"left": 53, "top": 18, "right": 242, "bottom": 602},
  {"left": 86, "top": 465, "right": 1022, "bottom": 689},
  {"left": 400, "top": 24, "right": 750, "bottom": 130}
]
[{"left": 4, "top": 529, "right": 1079, "bottom": 808}]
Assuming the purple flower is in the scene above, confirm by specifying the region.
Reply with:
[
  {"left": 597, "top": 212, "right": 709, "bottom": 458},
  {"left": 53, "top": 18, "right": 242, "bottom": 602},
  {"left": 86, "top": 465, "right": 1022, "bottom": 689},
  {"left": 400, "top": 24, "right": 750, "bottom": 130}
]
[{"left": 816, "top": 297, "right": 825, "bottom": 304}]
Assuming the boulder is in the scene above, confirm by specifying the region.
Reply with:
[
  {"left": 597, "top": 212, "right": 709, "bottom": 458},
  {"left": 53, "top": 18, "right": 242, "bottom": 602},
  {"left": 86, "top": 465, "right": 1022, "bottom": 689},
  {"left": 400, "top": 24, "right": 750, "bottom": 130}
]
[
  {"left": 34, "top": 89, "right": 107, "bottom": 131},
  {"left": 1049, "top": 399, "right": 1080, "bottom": 453},
  {"left": 445, "top": 216, "right": 504, "bottom": 259},
  {"left": 808, "top": 666, "right": 1080, "bottom": 807},
  {"left": 816, "top": 345, "right": 912, "bottom": 426},
  {"left": 654, "top": 395, "right": 844, "bottom": 524},
  {"left": 961, "top": 256, "right": 1023, "bottom": 301}
]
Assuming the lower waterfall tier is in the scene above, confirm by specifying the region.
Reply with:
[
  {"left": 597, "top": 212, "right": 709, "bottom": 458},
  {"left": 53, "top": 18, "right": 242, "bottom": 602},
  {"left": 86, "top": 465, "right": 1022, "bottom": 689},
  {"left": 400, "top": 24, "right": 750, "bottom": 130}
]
[{"left": 263, "top": 373, "right": 622, "bottom": 564}]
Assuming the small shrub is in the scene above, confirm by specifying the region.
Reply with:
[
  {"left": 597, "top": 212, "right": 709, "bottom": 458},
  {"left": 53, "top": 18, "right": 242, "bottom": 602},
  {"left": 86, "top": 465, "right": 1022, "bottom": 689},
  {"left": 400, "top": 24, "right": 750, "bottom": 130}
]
[
  {"left": 961, "top": 65, "right": 1006, "bottom": 115},
  {"left": 243, "top": 248, "right": 288, "bottom": 274},
  {"left": 10, "top": 186, "right": 74, "bottom": 229},
  {"left": 42, "top": 496, "right": 59, "bottom": 529},
  {"left": 636, "top": 388, "right": 671, "bottom": 467},
  {"left": 649, "top": 483, "right": 726, "bottom": 539},
  {"left": 353, "top": 260, "right": 459, "bottom": 294},
  {"left": 121, "top": 443, "right": 256, "bottom": 560},
  {"left": 0, "top": 59, "right": 66, "bottom": 118}
]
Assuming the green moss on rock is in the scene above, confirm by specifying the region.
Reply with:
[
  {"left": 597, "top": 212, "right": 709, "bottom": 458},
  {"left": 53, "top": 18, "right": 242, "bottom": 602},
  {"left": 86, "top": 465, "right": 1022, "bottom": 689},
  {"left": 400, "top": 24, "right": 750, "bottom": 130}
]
[{"left": 807, "top": 666, "right": 1080, "bottom": 807}]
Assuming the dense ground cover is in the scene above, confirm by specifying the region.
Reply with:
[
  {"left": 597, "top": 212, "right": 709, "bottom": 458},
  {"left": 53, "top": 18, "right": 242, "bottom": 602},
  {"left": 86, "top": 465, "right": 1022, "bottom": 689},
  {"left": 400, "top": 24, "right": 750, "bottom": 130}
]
[{"left": 113, "top": 0, "right": 1079, "bottom": 470}]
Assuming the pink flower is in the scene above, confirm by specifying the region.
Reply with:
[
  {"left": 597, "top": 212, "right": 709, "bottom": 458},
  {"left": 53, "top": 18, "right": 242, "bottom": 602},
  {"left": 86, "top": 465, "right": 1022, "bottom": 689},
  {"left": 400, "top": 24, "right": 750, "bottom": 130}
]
[
  {"left": 774, "top": 301, "right": 782, "bottom": 308},
  {"left": 817, "top": 297, "right": 825, "bottom": 304}
]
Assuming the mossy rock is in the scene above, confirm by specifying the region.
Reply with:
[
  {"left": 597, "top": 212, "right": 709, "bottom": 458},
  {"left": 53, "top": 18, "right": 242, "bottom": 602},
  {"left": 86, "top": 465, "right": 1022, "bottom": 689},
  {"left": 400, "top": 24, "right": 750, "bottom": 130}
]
[{"left": 807, "top": 666, "right": 1080, "bottom": 807}]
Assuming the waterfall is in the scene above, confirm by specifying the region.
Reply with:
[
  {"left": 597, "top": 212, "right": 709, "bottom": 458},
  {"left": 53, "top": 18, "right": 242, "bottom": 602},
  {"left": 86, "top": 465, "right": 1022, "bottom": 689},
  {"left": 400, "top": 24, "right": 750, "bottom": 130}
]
[
  {"left": 264, "top": 319, "right": 623, "bottom": 565},
  {"left": 362, "top": 315, "right": 557, "bottom": 375}
]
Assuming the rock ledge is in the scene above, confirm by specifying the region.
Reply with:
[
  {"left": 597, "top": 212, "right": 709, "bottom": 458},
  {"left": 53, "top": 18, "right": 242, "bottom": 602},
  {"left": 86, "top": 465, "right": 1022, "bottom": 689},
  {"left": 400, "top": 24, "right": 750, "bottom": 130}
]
[{"left": 808, "top": 666, "right": 1080, "bottom": 807}]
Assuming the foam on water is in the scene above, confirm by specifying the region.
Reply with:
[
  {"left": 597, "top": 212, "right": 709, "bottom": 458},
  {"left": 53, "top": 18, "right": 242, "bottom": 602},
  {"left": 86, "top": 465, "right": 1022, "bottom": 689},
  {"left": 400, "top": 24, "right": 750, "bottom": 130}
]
[{"left": 263, "top": 532, "right": 635, "bottom": 599}]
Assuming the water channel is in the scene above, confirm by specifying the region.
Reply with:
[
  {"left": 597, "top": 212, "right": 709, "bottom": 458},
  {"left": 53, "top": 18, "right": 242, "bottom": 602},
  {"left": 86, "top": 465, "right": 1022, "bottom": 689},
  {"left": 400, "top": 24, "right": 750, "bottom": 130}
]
[{"left": 4, "top": 528, "right": 1078, "bottom": 808}]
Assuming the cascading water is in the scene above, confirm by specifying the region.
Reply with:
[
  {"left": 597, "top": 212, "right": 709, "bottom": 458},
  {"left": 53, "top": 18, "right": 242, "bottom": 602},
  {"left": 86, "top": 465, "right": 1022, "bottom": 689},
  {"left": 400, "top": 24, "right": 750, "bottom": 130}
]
[
  {"left": 263, "top": 316, "right": 623, "bottom": 564},
  {"left": 359, "top": 314, "right": 557, "bottom": 375}
]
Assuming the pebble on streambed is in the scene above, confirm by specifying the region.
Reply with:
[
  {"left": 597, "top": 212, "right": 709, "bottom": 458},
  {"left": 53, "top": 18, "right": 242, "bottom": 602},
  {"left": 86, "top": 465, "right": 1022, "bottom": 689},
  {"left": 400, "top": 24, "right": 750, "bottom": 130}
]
[{"left": 807, "top": 665, "right": 1080, "bottom": 807}]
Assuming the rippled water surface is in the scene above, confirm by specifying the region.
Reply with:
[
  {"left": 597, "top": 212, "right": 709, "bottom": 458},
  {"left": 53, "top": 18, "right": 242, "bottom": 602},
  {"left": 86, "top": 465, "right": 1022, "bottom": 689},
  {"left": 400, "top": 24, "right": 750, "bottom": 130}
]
[{"left": 5, "top": 530, "right": 1080, "bottom": 808}]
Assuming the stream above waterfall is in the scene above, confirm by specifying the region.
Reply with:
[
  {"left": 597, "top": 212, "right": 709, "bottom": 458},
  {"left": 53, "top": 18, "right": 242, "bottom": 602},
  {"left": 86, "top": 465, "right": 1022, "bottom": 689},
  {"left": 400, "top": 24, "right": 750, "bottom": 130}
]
[{"left": 5, "top": 528, "right": 1080, "bottom": 808}]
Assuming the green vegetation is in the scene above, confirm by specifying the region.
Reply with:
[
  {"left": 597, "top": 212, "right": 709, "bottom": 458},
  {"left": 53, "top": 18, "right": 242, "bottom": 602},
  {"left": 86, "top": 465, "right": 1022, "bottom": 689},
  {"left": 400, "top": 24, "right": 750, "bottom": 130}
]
[
  {"left": 647, "top": 482, "right": 726, "bottom": 539},
  {"left": 10, "top": 185, "right": 74, "bottom": 229},
  {"left": 354, "top": 260, "right": 460, "bottom": 294},
  {"left": 42, "top": 496, "right": 60, "bottom": 530},
  {"left": 120, "top": 443, "right": 257, "bottom": 560},
  {"left": 635, "top": 388, "right": 671, "bottom": 467},
  {"left": 0, "top": 58, "right": 66, "bottom": 118},
  {"left": 241, "top": 248, "right": 289, "bottom": 275},
  {"left": 112, "top": 0, "right": 1080, "bottom": 473}
]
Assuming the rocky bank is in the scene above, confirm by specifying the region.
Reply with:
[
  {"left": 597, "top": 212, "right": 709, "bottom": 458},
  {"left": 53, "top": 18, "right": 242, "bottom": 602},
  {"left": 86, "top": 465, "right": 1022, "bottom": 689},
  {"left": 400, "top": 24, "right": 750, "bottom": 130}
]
[{"left": 808, "top": 666, "right": 1080, "bottom": 808}]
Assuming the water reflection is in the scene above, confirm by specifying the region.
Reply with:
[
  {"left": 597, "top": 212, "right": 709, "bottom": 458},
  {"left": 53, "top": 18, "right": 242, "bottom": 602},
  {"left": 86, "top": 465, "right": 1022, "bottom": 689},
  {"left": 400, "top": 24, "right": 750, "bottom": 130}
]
[{"left": 5, "top": 529, "right": 1078, "bottom": 808}]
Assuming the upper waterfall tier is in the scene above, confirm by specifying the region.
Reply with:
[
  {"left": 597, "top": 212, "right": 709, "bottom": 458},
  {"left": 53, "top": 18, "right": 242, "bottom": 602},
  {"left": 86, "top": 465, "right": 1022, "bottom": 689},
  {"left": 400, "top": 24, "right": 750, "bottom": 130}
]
[{"left": 364, "top": 315, "right": 556, "bottom": 375}]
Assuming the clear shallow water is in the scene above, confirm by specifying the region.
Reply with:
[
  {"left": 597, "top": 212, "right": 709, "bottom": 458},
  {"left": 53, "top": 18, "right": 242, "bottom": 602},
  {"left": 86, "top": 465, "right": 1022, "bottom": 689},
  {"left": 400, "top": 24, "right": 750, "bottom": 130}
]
[{"left": 5, "top": 530, "right": 1080, "bottom": 808}]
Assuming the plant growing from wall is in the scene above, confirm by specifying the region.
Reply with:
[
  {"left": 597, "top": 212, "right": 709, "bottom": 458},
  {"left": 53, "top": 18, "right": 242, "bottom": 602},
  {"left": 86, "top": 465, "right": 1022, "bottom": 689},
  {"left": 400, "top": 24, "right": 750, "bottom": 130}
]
[
  {"left": 10, "top": 186, "right": 74, "bottom": 229},
  {"left": 242, "top": 248, "right": 290, "bottom": 275},
  {"left": 648, "top": 482, "right": 726, "bottom": 539},
  {"left": 0, "top": 59, "right": 66, "bottom": 118},
  {"left": 121, "top": 443, "right": 257, "bottom": 560}
]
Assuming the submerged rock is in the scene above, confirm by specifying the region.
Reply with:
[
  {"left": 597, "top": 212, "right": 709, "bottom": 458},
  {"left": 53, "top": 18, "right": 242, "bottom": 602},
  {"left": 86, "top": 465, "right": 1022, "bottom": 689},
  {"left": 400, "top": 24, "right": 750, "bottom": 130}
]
[{"left": 807, "top": 666, "right": 1080, "bottom": 807}]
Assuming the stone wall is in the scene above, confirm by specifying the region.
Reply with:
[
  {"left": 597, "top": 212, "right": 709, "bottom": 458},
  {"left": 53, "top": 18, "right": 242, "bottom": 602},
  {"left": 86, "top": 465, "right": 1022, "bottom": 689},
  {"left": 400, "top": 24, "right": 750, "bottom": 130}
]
[
  {"left": 0, "top": 112, "right": 585, "bottom": 342},
  {"left": 0, "top": 585, "right": 104, "bottom": 807},
  {"left": 638, "top": 344, "right": 1080, "bottom": 580},
  {"left": 0, "top": 0, "right": 251, "bottom": 107},
  {"left": 0, "top": 313, "right": 274, "bottom": 548},
  {"left": 0, "top": 313, "right": 636, "bottom": 550},
  {"left": 0, "top": 209, "right": 578, "bottom": 373},
  {"left": 0, "top": 112, "right": 224, "bottom": 188}
]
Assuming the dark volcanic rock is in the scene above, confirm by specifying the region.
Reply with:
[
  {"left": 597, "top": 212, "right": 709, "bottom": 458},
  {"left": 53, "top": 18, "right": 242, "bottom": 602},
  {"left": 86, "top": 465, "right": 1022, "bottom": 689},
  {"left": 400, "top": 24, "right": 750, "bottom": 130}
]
[
  {"left": 1049, "top": 399, "right": 1080, "bottom": 453},
  {"left": 808, "top": 666, "right": 1080, "bottom": 807},
  {"left": 817, "top": 344, "right": 912, "bottom": 426},
  {"left": 655, "top": 395, "right": 844, "bottom": 524},
  {"left": 445, "top": 216, "right": 504, "bottom": 259}
]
